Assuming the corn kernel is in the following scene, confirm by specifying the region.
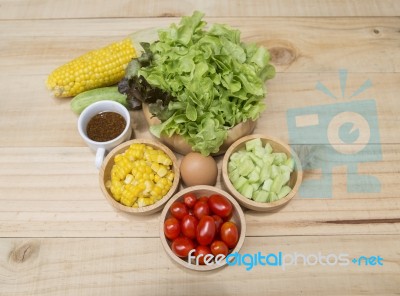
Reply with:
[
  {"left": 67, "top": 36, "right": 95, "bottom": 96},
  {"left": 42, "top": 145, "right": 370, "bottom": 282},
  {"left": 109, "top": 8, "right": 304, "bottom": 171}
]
[
  {"left": 154, "top": 175, "right": 160, "bottom": 182},
  {"left": 124, "top": 174, "right": 134, "bottom": 184},
  {"left": 158, "top": 155, "right": 172, "bottom": 166},
  {"left": 135, "top": 172, "right": 143, "bottom": 180},
  {"left": 157, "top": 166, "right": 168, "bottom": 177},
  {"left": 151, "top": 162, "right": 160, "bottom": 172},
  {"left": 166, "top": 172, "right": 174, "bottom": 182}
]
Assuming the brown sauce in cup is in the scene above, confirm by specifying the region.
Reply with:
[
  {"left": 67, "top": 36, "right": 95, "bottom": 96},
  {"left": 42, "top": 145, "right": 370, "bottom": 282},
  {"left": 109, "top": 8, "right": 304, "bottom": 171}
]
[{"left": 86, "top": 112, "right": 126, "bottom": 142}]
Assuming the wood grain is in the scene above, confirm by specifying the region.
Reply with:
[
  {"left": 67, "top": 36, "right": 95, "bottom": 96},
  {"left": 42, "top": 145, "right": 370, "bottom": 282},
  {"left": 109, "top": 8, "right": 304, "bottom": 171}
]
[
  {"left": 0, "top": 1, "right": 399, "bottom": 294},
  {"left": 0, "top": 0, "right": 399, "bottom": 19},
  {"left": 1, "top": 17, "right": 399, "bottom": 74},
  {"left": 0, "top": 236, "right": 399, "bottom": 295},
  {"left": 0, "top": 145, "right": 398, "bottom": 237},
  {"left": 1, "top": 72, "right": 399, "bottom": 147},
  {"left": 0, "top": 17, "right": 399, "bottom": 148}
]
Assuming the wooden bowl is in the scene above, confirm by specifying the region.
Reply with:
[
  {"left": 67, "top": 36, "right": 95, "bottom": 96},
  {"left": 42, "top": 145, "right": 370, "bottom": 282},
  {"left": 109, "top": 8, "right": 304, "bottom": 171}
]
[
  {"left": 143, "top": 104, "right": 257, "bottom": 155},
  {"left": 159, "top": 185, "right": 246, "bottom": 271},
  {"left": 222, "top": 134, "right": 303, "bottom": 211},
  {"left": 99, "top": 139, "right": 180, "bottom": 215}
]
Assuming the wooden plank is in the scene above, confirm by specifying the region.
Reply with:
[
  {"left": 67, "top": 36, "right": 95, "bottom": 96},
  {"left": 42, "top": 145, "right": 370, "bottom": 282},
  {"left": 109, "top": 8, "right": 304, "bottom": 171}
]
[
  {"left": 0, "top": 72, "right": 399, "bottom": 147},
  {"left": 0, "top": 145, "right": 398, "bottom": 237},
  {"left": 0, "top": 18, "right": 398, "bottom": 147},
  {"left": 0, "top": 0, "right": 397, "bottom": 294},
  {"left": 1, "top": 17, "right": 399, "bottom": 74},
  {"left": 0, "top": 236, "right": 399, "bottom": 295},
  {"left": 0, "top": 0, "right": 399, "bottom": 19}
]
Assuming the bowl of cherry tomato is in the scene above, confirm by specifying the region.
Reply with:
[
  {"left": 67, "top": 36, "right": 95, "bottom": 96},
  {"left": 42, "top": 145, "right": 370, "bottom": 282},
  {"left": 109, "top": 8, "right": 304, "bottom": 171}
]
[{"left": 159, "top": 185, "right": 246, "bottom": 271}]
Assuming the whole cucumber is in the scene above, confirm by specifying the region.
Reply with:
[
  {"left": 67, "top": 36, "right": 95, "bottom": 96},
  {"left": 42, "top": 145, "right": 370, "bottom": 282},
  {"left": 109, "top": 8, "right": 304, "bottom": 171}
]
[{"left": 70, "top": 86, "right": 128, "bottom": 114}]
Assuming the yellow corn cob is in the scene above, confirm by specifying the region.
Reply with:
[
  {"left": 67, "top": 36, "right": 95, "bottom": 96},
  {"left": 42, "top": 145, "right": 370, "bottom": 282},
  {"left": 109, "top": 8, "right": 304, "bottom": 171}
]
[{"left": 46, "top": 38, "right": 136, "bottom": 97}]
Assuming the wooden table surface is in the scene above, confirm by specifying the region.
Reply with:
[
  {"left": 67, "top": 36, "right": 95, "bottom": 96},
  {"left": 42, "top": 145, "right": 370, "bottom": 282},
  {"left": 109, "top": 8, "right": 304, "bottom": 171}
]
[{"left": 1, "top": 1, "right": 399, "bottom": 295}]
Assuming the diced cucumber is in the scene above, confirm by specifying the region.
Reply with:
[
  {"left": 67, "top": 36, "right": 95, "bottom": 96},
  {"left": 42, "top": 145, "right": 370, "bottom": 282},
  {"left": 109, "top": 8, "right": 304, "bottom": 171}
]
[
  {"left": 271, "top": 165, "right": 279, "bottom": 179},
  {"left": 253, "top": 190, "right": 269, "bottom": 202},
  {"left": 238, "top": 153, "right": 251, "bottom": 163},
  {"left": 264, "top": 143, "right": 273, "bottom": 154},
  {"left": 281, "top": 171, "right": 291, "bottom": 186},
  {"left": 240, "top": 183, "right": 254, "bottom": 199},
  {"left": 237, "top": 158, "right": 254, "bottom": 177},
  {"left": 248, "top": 153, "right": 263, "bottom": 166},
  {"left": 271, "top": 174, "right": 283, "bottom": 193},
  {"left": 228, "top": 161, "right": 237, "bottom": 173},
  {"left": 248, "top": 167, "right": 260, "bottom": 183},
  {"left": 227, "top": 138, "right": 295, "bottom": 204},
  {"left": 260, "top": 165, "right": 271, "bottom": 180},
  {"left": 262, "top": 178, "right": 273, "bottom": 192},
  {"left": 254, "top": 145, "right": 266, "bottom": 158},
  {"left": 246, "top": 138, "right": 263, "bottom": 152},
  {"left": 285, "top": 158, "right": 295, "bottom": 172},
  {"left": 273, "top": 153, "right": 288, "bottom": 165},
  {"left": 228, "top": 169, "right": 240, "bottom": 184},
  {"left": 262, "top": 154, "right": 274, "bottom": 165},
  {"left": 280, "top": 165, "right": 291, "bottom": 174},
  {"left": 278, "top": 186, "right": 292, "bottom": 199},
  {"left": 252, "top": 182, "right": 261, "bottom": 191},
  {"left": 233, "top": 176, "right": 247, "bottom": 190},
  {"left": 269, "top": 192, "right": 278, "bottom": 202},
  {"left": 230, "top": 150, "right": 245, "bottom": 162}
]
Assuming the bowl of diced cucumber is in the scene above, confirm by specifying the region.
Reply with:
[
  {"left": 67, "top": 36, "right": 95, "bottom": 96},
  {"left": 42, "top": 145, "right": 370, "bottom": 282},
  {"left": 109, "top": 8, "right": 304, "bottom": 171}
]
[{"left": 222, "top": 134, "right": 302, "bottom": 211}]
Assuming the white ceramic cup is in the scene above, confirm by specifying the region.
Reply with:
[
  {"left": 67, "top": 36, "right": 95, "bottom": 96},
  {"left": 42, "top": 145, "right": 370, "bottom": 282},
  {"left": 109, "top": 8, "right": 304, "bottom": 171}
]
[{"left": 78, "top": 100, "right": 132, "bottom": 169}]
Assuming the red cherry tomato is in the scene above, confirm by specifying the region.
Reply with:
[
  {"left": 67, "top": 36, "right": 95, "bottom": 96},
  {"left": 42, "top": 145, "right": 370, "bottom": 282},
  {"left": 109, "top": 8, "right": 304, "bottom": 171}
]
[
  {"left": 212, "top": 215, "right": 223, "bottom": 234},
  {"left": 164, "top": 217, "right": 181, "bottom": 240},
  {"left": 171, "top": 237, "right": 195, "bottom": 257},
  {"left": 210, "top": 240, "right": 229, "bottom": 257},
  {"left": 194, "top": 245, "right": 213, "bottom": 265},
  {"left": 198, "top": 196, "right": 209, "bottom": 203},
  {"left": 183, "top": 193, "right": 197, "bottom": 209},
  {"left": 220, "top": 221, "right": 239, "bottom": 249},
  {"left": 208, "top": 194, "right": 233, "bottom": 219},
  {"left": 193, "top": 201, "right": 210, "bottom": 220},
  {"left": 196, "top": 215, "right": 216, "bottom": 246},
  {"left": 170, "top": 201, "right": 189, "bottom": 220},
  {"left": 223, "top": 210, "right": 233, "bottom": 222},
  {"left": 181, "top": 214, "right": 198, "bottom": 239}
]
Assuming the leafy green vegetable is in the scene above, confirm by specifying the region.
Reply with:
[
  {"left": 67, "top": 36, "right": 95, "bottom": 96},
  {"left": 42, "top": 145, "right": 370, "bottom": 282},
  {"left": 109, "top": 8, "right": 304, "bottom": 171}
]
[{"left": 130, "top": 11, "right": 275, "bottom": 155}]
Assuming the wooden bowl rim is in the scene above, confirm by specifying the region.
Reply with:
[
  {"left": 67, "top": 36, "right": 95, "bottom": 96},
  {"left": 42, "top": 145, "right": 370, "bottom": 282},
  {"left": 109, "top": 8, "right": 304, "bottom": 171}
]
[
  {"left": 99, "top": 139, "right": 180, "bottom": 215},
  {"left": 222, "top": 134, "right": 303, "bottom": 211},
  {"left": 142, "top": 104, "right": 257, "bottom": 156},
  {"left": 159, "top": 185, "right": 246, "bottom": 271}
]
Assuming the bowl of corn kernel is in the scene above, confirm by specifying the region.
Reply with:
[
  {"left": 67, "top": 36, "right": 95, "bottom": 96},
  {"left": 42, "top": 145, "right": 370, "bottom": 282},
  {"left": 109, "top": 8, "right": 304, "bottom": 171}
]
[{"left": 99, "top": 139, "right": 180, "bottom": 214}]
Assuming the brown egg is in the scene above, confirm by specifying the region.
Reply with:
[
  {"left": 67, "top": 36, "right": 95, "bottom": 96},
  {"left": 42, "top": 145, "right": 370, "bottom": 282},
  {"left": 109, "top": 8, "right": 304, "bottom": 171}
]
[{"left": 180, "top": 152, "right": 218, "bottom": 187}]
